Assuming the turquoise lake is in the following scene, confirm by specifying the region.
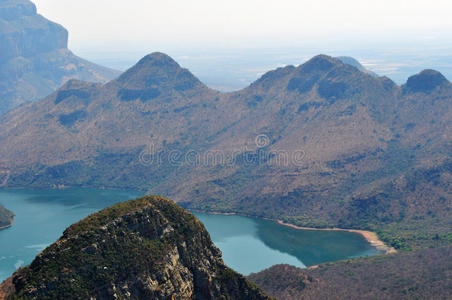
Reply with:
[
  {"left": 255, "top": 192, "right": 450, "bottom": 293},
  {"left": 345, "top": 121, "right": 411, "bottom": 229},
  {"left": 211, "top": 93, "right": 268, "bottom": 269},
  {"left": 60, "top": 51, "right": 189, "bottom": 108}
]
[{"left": 0, "top": 188, "right": 381, "bottom": 281}]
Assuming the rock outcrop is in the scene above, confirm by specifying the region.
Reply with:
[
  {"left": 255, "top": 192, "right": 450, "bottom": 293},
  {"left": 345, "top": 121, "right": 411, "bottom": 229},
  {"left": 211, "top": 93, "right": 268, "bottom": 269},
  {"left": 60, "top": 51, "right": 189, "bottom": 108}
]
[
  {"left": 0, "top": 205, "right": 13, "bottom": 229},
  {"left": 0, "top": 0, "right": 120, "bottom": 114},
  {"left": 0, "top": 196, "right": 270, "bottom": 299}
]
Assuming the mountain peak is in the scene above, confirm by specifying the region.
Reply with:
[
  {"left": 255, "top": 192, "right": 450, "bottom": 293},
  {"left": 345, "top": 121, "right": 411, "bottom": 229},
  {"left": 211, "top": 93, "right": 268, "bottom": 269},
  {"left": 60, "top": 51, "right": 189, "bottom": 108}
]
[
  {"left": 116, "top": 52, "right": 204, "bottom": 93},
  {"left": 403, "top": 69, "right": 450, "bottom": 94},
  {"left": 283, "top": 54, "right": 395, "bottom": 101},
  {"left": 140, "top": 52, "right": 180, "bottom": 66},
  {"left": 299, "top": 54, "right": 340, "bottom": 73},
  {"left": 336, "top": 56, "right": 378, "bottom": 77},
  {"left": 1, "top": 196, "right": 270, "bottom": 299},
  {"left": 118, "top": 52, "right": 182, "bottom": 82},
  {"left": 250, "top": 54, "right": 385, "bottom": 99}
]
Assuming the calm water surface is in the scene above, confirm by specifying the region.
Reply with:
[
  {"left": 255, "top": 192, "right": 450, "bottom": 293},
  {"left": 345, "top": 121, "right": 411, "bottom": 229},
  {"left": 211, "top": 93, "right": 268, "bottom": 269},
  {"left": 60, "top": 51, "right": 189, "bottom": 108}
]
[
  {"left": 194, "top": 213, "right": 381, "bottom": 274},
  {"left": 0, "top": 188, "right": 381, "bottom": 280}
]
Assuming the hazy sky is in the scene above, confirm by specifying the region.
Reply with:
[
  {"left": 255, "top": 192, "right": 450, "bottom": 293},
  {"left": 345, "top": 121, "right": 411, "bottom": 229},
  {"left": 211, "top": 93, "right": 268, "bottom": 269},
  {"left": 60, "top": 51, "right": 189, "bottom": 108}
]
[{"left": 32, "top": 0, "right": 452, "bottom": 52}]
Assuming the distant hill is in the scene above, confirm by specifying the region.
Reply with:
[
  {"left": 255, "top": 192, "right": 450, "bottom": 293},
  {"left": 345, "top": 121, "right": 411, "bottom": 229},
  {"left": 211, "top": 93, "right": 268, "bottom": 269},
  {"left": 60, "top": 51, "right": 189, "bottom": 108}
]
[
  {"left": 1, "top": 52, "right": 452, "bottom": 251},
  {"left": 0, "top": 205, "right": 13, "bottom": 229},
  {"left": 0, "top": 196, "right": 270, "bottom": 299},
  {"left": 0, "top": 0, "right": 120, "bottom": 114},
  {"left": 336, "top": 56, "right": 378, "bottom": 77},
  {"left": 249, "top": 245, "right": 452, "bottom": 299}
]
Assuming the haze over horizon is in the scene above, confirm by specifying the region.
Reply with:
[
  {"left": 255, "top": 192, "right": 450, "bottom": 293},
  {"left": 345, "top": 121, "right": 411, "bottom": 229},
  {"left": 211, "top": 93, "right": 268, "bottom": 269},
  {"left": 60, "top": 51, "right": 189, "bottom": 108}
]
[
  {"left": 31, "top": 0, "right": 452, "bottom": 90},
  {"left": 32, "top": 0, "right": 452, "bottom": 50}
]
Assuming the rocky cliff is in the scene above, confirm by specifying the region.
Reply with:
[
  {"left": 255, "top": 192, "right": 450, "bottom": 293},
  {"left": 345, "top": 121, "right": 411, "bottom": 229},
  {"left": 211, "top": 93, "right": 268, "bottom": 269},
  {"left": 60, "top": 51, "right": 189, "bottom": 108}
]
[
  {"left": 0, "top": 0, "right": 120, "bottom": 114},
  {"left": 0, "top": 196, "right": 270, "bottom": 299}
]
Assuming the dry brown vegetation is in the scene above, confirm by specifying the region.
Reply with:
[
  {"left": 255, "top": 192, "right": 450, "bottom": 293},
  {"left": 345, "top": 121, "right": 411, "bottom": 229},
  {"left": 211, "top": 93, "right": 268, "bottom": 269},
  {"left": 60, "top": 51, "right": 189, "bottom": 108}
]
[
  {"left": 249, "top": 245, "right": 452, "bottom": 299},
  {"left": 1, "top": 53, "right": 452, "bottom": 251}
]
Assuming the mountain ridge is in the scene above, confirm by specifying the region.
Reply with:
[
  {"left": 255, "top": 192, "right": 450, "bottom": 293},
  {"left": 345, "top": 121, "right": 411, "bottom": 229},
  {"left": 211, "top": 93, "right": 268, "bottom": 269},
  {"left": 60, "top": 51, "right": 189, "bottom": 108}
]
[{"left": 1, "top": 52, "right": 452, "bottom": 251}]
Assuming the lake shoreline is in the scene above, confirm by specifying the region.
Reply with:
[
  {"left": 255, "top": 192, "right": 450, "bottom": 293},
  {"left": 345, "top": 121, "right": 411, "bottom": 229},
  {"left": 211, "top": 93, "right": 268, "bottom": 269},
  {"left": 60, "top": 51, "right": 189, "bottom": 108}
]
[
  {"left": 275, "top": 220, "right": 397, "bottom": 254},
  {"left": 191, "top": 209, "right": 396, "bottom": 255},
  {"left": 0, "top": 187, "right": 395, "bottom": 254},
  {"left": 0, "top": 218, "right": 14, "bottom": 230}
]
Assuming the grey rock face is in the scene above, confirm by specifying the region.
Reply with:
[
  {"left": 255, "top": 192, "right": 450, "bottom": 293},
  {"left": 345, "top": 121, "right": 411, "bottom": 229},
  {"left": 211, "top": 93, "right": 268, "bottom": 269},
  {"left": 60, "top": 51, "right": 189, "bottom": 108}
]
[
  {"left": 0, "top": 0, "right": 120, "bottom": 114},
  {"left": 0, "top": 0, "right": 67, "bottom": 63}
]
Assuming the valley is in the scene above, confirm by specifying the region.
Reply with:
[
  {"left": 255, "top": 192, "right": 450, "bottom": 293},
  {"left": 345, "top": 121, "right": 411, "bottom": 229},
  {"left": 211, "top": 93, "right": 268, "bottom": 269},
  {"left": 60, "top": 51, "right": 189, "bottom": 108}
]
[
  {"left": 1, "top": 0, "right": 451, "bottom": 298},
  {"left": 0, "top": 188, "right": 381, "bottom": 282},
  {"left": 0, "top": 52, "right": 451, "bottom": 252}
]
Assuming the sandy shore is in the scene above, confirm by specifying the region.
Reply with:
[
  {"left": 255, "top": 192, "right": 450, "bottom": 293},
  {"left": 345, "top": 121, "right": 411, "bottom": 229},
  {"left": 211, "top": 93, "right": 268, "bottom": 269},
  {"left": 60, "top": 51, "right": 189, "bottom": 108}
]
[
  {"left": 276, "top": 220, "right": 397, "bottom": 254},
  {"left": 191, "top": 209, "right": 396, "bottom": 255}
]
